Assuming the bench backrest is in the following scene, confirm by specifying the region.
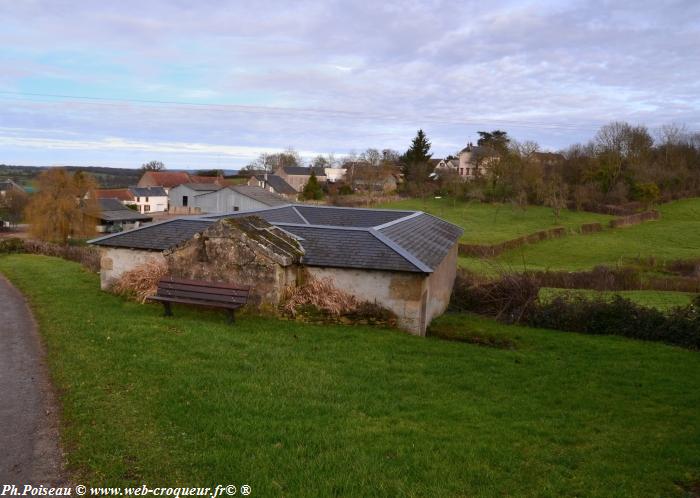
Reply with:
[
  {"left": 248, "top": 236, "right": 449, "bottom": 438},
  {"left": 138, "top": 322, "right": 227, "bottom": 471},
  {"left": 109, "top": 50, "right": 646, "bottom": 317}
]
[{"left": 157, "top": 277, "right": 250, "bottom": 306}]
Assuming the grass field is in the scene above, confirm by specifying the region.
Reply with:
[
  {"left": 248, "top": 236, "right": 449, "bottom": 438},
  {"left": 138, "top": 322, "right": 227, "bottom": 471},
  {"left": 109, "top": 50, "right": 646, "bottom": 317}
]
[
  {"left": 1, "top": 254, "right": 699, "bottom": 496},
  {"left": 376, "top": 197, "right": 612, "bottom": 244},
  {"left": 459, "top": 197, "right": 700, "bottom": 273},
  {"left": 539, "top": 288, "right": 697, "bottom": 311}
]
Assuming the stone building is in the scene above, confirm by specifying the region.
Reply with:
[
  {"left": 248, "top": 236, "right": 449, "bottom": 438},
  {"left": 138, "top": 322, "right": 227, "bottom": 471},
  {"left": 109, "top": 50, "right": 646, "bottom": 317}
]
[{"left": 88, "top": 205, "right": 462, "bottom": 336}]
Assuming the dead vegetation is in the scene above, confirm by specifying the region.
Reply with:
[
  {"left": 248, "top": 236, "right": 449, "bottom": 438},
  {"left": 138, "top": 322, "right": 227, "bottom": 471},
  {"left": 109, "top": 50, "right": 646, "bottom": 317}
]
[{"left": 112, "top": 260, "right": 168, "bottom": 303}]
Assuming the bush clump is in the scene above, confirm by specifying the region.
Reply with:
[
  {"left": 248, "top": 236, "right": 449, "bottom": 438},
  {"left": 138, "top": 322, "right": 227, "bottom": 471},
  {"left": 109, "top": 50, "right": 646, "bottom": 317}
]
[
  {"left": 450, "top": 270, "right": 540, "bottom": 322},
  {"left": 22, "top": 239, "right": 101, "bottom": 272},
  {"left": 0, "top": 237, "right": 25, "bottom": 254},
  {"left": 527, "top": 295, "right": 699, "bottom": 349}
]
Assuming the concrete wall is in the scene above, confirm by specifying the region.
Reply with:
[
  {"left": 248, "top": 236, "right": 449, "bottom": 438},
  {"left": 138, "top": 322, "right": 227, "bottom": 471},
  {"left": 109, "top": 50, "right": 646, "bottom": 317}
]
[
  {"left": 423, "top": 244, "right": 458, "bottom": 325},
  {"left": 169, "top": 185, "right": 212, "bottom": 209},
  {"left": 306, "top": 266, "right": 427, "bottom": 335},
  {"left": 98, "top": 247, "right": 165, "bottom": 290}
]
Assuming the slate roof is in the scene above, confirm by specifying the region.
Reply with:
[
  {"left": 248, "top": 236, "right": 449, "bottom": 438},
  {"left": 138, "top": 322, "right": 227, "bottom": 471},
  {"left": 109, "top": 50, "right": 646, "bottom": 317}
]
[
  {"left": 204, "top": 205, "right": 306, "bottom": 224},
  {"left": 294, "top": 205, "right": 413, "bottom": 227},
  {"left": 279, "top": 225, "right": 420, "bottom": 272},
  {"left": 89, "top": 205, "right": 463, "bottom": 273},
  {"left": 281, "top": 166, "right": 325, "bottom": 176},
  {"left": 91, "top": 219, "right": 212, "bottom": 250},
  {"left": 129, "top": 186, "right": 168, "bottom": 197},
  {"left": 255, "top": 174, "right": 297, "bottom": 195},
  {"left": 91, "top": 199, "right": 153, "bottom": 223}
]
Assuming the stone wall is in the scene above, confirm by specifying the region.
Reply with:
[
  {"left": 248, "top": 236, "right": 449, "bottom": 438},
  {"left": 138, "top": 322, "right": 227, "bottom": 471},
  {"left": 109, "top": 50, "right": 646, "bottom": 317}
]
[
  {"left": 99, "top": 247, "right": 165, "bottom": 290},
  {"left": 164, "top": 217, "right": 303, "bottom": 306}
]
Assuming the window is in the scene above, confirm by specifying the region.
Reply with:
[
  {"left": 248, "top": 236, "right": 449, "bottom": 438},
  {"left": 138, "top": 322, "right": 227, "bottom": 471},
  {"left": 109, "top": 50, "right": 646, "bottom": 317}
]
[
  {"left": 136, "top": 196, "right": 140, "bottom": 202},
  {"left": 234, "top": 206, "right": 240, "bottom": 212},
  {"left": 144, "top": 205, "right": 150, "bottom": 212},
  {"left": 145, "top": 196, "right": 149, "bottom": 202},
  {"left": 182, "top": 195, "right": 188, "bottom": 207}
]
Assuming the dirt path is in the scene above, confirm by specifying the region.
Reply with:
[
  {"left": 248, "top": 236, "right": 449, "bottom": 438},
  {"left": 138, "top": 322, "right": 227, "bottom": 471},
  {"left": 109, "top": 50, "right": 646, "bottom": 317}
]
[{"left": 0, "top": 275, "right": 65, "bottom": 485}]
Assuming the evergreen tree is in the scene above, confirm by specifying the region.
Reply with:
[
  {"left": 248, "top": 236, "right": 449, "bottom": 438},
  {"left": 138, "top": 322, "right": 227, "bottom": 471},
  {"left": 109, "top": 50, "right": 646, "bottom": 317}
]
[
  {"left": 401, "top": 129, "right": 433, "bottom": 182},
  {"left": 301, "top": 172, "right": 324, "bottom": 200}
]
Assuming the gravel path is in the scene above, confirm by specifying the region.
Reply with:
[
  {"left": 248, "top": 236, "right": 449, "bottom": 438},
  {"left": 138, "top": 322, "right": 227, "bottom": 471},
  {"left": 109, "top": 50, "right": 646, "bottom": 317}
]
[{"left": 0, "top": 275, "right": 65, "bottom": 485}]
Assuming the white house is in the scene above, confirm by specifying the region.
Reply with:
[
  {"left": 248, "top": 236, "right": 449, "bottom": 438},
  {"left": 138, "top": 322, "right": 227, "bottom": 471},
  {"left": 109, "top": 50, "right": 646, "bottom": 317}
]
[{"left": 129, "top": 186, "right": 168, "bottom": 214}]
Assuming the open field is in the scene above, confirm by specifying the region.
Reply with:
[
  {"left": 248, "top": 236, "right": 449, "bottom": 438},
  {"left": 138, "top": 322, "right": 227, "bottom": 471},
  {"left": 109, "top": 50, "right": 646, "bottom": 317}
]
[
  {"left": 539, "top": 288, "right": 697, "bottom": 311},
  {"left": 1, "top": 254, "right": 699, "bottom": 496},
  {"left": 376, "top": 197, "right": 612, "bottom": 244},
  {"left": 458, "top": 197, "right": 700, "bottom": 273}
]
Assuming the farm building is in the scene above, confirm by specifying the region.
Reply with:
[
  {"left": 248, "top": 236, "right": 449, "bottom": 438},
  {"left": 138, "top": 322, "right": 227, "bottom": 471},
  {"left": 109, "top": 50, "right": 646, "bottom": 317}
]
[
  {"left": 194, "top": 185, "right": 289, "bottom": 213},
  {"left": 88, "top": 205, "right": 463, "bottom": 335}
]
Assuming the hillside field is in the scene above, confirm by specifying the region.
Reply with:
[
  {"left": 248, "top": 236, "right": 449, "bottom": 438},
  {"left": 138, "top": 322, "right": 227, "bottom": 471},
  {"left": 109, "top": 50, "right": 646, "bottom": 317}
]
[
  {"left": 1, "top": 254, "right": 698, "bottom": 497},
  {"left": 376, "top": 197, "right": 612, "bottom": 244}
]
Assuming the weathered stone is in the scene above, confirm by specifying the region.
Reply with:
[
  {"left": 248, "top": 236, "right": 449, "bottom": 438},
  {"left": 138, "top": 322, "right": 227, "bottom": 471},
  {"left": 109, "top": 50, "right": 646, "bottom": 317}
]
[{"left": 164, "top": 217, "right": 303, "bottom": 307}]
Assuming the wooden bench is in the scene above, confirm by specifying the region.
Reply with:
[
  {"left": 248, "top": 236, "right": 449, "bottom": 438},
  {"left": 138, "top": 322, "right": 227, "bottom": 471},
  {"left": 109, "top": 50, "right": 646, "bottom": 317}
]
[{"left": 148, "top": 277, "right": 250, "bottom": 324}]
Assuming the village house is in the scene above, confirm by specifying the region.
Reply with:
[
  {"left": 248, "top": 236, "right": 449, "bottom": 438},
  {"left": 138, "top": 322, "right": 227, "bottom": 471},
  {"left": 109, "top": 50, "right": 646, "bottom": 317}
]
[
  {"left": 130, "top": 186, "right": 168, "bottom": 214},
  {"left": 274, "top": 166, "right": 327, "bottom": 192},
  {"left": 247, "top": 174, "right": 298, "bottom": 200},
  {"left": 434, "top": 144, "right": 500, "bottom": 179},
  {"left": 88, "top": 205, "right": 462, "bottom": 336},
  {"left": 87, "top": 198, "right": 153, "bottom": 233}
]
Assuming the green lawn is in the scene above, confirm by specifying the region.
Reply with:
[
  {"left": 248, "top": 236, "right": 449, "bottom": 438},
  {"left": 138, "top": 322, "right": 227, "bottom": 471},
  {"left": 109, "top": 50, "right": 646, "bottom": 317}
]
[
  {"left": 1, "top": 254, "right": 699, "bottom": 496},
  {"left": 376, "top": 197, "right": 612, "bottom": 244},
  {"left": 539, "top": 288, "right": 697, "bottom": 311},
  {"left": 461, "top": 197, "right": 700, "bottom": 273}
]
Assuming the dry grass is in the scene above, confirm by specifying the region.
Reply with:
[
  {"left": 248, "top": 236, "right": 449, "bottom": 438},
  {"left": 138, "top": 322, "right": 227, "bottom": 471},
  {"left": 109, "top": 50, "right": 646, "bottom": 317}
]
[
  {"left": 281, "top": 275, "right": 360, "bottom": 317},
  {"left": 112, "top": 260, "right": 168, "bottom": 303}
]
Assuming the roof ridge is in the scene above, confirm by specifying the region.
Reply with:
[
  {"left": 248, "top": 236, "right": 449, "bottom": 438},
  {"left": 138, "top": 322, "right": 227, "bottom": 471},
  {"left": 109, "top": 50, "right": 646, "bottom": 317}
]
[
  {"left": 291, "top": 206, "right": 311, "bottom": 225},
  {"left": 368, "top": 229, "right": 432, "bottom": 273},
  {"left": 373, "top": 211, "right": 424, "bottom": 230}
]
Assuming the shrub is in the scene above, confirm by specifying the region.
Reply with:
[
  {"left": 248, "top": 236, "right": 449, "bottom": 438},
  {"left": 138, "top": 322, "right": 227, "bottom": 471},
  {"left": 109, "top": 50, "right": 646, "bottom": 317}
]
[
  {"left": 112, "top": 260, "right": 168, "bottom": 303},
  {"left": 20, "top": 239, "right": 101, "bottom": 272},
  {"left": 527, "top": 295, "right": 700, "bottom": 349},
  {"left": 0, "top": 237, "right": 25, "bottom": 254},
  {"left": 450, "top": 270, "right": 540, "bottom": 323}
]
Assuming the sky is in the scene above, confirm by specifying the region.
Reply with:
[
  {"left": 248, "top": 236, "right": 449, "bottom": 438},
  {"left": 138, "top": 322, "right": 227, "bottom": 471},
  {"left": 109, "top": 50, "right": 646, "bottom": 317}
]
[{"left": 0, "top": 0, "right": 698, "bottom": 170}]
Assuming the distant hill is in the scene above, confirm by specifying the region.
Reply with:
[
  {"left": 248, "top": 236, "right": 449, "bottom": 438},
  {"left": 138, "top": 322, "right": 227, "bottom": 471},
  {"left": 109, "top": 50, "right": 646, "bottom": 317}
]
[
  {"left": 0, "top": 164, "right": 142, "bottom": 189},
  {"left": 0, "top": 165, "right": 241, "bottom": 189}
]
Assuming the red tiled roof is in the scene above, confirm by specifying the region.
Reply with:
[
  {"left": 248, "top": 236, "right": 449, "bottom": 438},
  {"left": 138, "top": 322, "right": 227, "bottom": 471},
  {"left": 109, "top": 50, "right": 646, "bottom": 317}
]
[
  {"left": 94, "top": 188, "right": 133, "bottom": 201},
  {"left": 137, "top": 171, "right": 223, "bottom": 188},
  {"left": 137, "top": 171, "right": 192, "bottom": 188}
]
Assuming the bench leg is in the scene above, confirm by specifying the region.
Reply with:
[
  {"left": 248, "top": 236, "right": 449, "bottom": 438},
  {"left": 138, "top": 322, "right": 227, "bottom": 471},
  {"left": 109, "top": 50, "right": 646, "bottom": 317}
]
[
  {"left": 163, "top": 302, "right": 173, "bottom": 317},
  {"left": 226, "top": 309, "right": 235, "bottom": 325}
]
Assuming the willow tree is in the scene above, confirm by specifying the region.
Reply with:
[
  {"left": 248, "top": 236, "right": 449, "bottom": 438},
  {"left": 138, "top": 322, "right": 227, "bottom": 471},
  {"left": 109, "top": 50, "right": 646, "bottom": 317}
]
[{"left": 25, "top": 168, "right": 100, "bottom": 243}]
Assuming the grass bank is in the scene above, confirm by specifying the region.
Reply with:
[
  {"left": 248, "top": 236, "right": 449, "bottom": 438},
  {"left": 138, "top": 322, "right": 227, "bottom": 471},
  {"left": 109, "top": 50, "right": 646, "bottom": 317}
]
[
  {"left": 467, "top": 197, "right": 700, "bottom": 272},
  {"left": 376, "top": 197, "right": 611, "bottom": 244},
  {"left": 1, "top": 254, "right": 699, "bottom": 496}
]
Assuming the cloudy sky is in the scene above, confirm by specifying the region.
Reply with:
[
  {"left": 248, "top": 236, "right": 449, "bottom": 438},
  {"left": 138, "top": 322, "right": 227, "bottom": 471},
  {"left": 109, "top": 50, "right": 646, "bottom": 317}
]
[{"left": 0, "top": 0, "right": 698, "bottom": 169}]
